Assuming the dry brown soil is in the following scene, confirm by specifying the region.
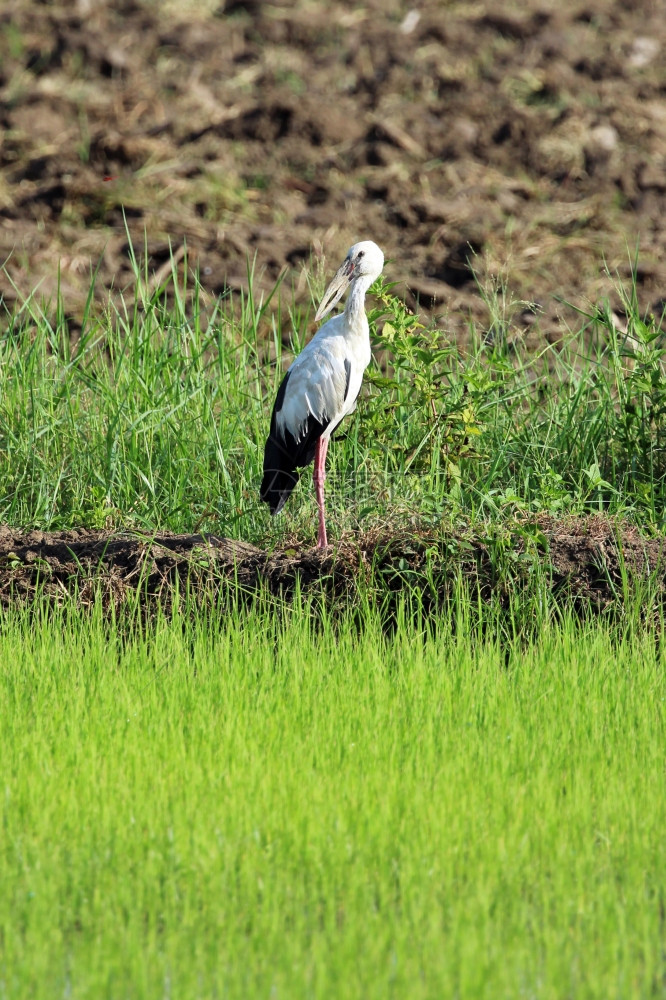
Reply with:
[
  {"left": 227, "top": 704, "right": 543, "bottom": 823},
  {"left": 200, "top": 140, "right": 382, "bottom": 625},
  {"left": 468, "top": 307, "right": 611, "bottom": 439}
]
[{"left": 1, "top": 0, "right": 665, "bottom": 345}]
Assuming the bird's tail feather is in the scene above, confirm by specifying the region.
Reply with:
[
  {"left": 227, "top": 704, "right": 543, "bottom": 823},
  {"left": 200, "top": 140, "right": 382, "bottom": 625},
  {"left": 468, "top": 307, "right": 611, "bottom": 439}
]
[{"left": 260, "top": 436, "right": 301, "bottom": 515}]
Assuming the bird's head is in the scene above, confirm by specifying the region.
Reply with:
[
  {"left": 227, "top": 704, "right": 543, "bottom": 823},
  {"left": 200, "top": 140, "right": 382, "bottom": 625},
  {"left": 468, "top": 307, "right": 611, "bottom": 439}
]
[{"left": 314, "top": 240, "right": 384, "bottom": 322}]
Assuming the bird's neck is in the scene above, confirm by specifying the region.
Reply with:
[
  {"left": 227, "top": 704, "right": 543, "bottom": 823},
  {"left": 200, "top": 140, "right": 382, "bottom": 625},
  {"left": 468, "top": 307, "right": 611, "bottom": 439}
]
[{"left": 343, "top": 274, "right": 375, "bottom": 335}]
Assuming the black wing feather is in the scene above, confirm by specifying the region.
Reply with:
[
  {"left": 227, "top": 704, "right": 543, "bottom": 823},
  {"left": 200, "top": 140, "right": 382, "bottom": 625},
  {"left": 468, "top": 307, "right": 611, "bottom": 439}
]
[{"left": 260, "top": 370, "right": 329, "bottom": 515}]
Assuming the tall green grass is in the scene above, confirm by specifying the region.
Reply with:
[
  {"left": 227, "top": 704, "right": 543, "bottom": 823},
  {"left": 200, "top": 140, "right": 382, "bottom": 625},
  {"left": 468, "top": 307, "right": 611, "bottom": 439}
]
[
  {"left": 1, "top": 599, "right": 665, "bottom": 999},
  {"left": 1, "top": 253, "right": 664, "bottom": 541}
]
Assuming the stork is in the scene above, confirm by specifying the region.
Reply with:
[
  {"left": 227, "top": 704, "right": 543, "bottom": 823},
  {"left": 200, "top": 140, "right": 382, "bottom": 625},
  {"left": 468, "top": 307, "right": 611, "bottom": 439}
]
[{"left": 260, "top": 240, "right": 385, "bottom": 548}]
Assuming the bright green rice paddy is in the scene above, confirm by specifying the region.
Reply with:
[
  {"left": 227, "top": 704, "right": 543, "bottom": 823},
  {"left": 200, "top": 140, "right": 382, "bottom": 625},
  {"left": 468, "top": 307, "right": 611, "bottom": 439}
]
[{"left": 1, "top": 603, "right": 665, "bottom": 999}]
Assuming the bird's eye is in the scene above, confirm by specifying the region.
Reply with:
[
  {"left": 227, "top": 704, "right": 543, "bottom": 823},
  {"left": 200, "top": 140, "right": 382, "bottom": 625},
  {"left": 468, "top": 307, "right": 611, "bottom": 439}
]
[{"left": 357, "top": 250, "right": 365, "bottom": 259}]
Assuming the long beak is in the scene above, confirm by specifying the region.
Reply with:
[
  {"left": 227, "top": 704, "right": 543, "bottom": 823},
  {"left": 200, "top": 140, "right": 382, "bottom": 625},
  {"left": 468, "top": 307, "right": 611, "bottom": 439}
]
[{"left": 314, "top": 258, "right": 354, "bottom": 323}]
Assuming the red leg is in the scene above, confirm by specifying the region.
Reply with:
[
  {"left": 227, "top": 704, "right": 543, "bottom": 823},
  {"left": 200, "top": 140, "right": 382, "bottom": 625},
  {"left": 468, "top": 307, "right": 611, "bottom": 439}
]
[{"left": 313, "top": 436, "right": 329, "bottom": 548}]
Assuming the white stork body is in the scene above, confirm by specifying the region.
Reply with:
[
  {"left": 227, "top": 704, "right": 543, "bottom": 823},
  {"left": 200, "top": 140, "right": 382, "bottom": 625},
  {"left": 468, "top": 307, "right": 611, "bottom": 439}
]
[
  {"left": 274, "top": 313, "right": 370, "bottom": 445},
  {"left": 260, "top": 240, "right": 385, "bottom": 548}
]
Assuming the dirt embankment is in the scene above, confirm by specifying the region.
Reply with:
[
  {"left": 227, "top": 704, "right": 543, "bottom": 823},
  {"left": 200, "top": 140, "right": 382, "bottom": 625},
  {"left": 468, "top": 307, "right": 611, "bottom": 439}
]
[
  {"left": 0, "top": 518, "right": 663, "bottom": 614},
  {"left": 1, "top": 0, "right": 665, "bottom": 344}
]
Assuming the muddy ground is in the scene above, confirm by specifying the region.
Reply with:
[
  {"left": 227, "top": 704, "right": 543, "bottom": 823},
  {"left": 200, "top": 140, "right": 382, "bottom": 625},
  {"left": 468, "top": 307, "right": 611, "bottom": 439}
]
[
  {"left": 1, "top": 0, "right": 665, "bottom": 347},
  {"left": 0, "top": 518, "right": 664, "bottom": 615}
]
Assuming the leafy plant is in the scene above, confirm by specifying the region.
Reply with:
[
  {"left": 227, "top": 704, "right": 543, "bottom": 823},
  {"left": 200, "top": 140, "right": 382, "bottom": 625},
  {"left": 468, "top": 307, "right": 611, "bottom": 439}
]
[{"left": 365, "top": 277, "right": 487, "bottom": 490}]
